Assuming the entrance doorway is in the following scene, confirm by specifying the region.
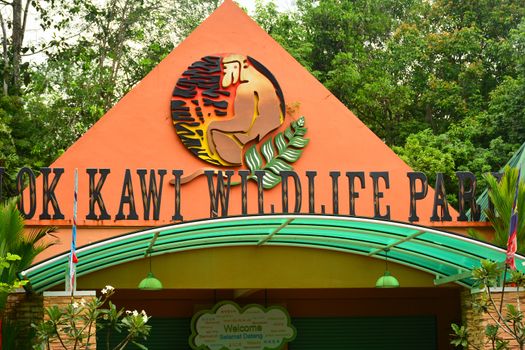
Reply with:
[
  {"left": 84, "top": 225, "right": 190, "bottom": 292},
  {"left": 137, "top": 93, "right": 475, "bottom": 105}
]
[{"left": 98, "top": 288, "right": 460, "bottom": 349}]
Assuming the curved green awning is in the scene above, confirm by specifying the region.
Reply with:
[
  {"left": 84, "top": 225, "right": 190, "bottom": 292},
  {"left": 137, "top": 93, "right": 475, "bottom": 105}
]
[{"left": 21, "top": 215, "right": 524, "bottom": 291}]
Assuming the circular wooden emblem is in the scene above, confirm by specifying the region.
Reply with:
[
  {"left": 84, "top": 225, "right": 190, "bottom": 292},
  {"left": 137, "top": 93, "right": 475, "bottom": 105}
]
[{"left": 171, "top": 54, "right": 285, "bottom": 166}]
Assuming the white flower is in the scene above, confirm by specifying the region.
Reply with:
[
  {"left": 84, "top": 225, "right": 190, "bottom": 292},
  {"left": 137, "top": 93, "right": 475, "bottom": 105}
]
[
  {"left": 80, "top": 298, "right": 86, "bottom": 306},
  {"left": 141, "top": 310, "right": 147, "bottom": 317},
  {"left": 126, "top": 310, "right": 132, "bottom": 315},
  {"left": 132, "top": 310, "right": 139, "bottom": 317},
  {"left": 101, "top": 285, "right": 114, "bottom": 295},
  {"left": 142, "top": 315, "right": 149, "bottom": 323},
  {"left": 72, "top": 302, "right": 79, "bottom": 308}
]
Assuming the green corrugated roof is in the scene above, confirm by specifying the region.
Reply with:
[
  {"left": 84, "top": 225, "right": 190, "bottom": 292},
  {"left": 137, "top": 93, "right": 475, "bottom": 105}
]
[
  {"left": 476, "top": 142, "right": 525, "bottom": 220},
  {"left": 21, "top": 215, "right": 523, "bottom": 291}
]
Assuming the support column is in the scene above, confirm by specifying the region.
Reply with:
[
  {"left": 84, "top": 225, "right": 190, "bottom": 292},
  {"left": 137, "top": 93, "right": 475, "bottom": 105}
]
[{"left": 460, "top": 289, "right": 484, "bottom": 349}]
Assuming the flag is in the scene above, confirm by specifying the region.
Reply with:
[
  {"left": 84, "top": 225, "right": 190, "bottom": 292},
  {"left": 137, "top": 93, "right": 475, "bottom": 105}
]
[
  {"left": 506, "top": 170, "right": 520, "bottom": 270},
  {"left": 69, "top": 169, "right": 78, "bottom": 291}
]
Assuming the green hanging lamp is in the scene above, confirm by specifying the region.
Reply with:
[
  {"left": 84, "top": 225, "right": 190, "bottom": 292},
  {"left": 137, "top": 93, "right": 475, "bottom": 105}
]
[
  {"left": 375, "top": 248, "right": 400, "bottom": 288},
  {"left": 138, "top": 253, "right": 163, "bottom": 290}
]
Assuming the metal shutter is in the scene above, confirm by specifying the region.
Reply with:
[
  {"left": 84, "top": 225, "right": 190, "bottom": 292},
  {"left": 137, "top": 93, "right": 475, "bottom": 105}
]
[{"left": 290, "top": 316, "right": 437, "bottom": 350}]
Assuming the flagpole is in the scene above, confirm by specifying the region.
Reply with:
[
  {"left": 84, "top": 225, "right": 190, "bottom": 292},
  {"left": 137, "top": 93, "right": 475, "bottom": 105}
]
[{"left": 69, "top": 168, "right": 78, "bottom": 299}]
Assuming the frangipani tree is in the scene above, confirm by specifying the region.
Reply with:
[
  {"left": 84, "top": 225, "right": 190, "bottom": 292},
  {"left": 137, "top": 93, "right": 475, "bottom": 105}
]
[{"left": 452, "top": 167, "right": 525, "bottom": 349}]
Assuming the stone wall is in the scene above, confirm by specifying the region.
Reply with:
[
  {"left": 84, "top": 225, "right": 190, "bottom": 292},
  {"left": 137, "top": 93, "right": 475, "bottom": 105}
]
[
  {"left": 3, "top": 289, "right": 44, "bottom": 349},
  {"left": 3, "top": 290, "right": 97, "bottom": 350}
]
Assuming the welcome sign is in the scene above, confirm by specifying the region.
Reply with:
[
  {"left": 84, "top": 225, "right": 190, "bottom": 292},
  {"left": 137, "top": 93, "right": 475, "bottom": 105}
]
[{"left": 190, "top": 301, "right": 296, "bottom": 350}]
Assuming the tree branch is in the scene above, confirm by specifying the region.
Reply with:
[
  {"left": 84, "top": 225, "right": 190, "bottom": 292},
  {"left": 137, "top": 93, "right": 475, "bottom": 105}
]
[
  {"left": 21, "top": 31, "right": 82, "bottom": 56},
  {"left": 0, "top": 10, "right": 9, "bottom": 95},
  {"left": 486, "top": 288, "right": 518, "bottom": 337},
  {"left": 21, "top": 0, "right": 30, "bottom": 35}
]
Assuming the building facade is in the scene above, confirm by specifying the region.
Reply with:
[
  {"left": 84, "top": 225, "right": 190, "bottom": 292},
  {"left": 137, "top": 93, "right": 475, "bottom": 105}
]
[{"left": 14, "top": 1, "right": 520, "bottom": 349}]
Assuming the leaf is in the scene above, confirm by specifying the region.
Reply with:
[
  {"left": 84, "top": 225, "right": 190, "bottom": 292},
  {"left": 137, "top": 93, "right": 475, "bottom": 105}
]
[
  {"left": 131, "top": 341, "right": 148, "bottom": 350},
  {"left": 261, "top": 138, "right": 275, "bottom": 163},
  {"left": 245, "top": 145, "right": 262, "bottom": 172},
  {"left": 289, "top": 137, "right": 309, "bottom": 148},
  {"left": 6, "top": 253, "right": 21, "bottom": 261},
  {"left": 284, "top": 127, "right": 294, "bottom": 141},
  {"left": 262, "top": 171, "right": 281, "bottom": 189},
  {"left": 294, "top": 127, "right": 307, "bottom": 136},
  {"left": 451, "top": 323, "right": 460, "bottom": 333},
  {"left": 280, "top": 148, "right": 303, "bottom": 162},
  {"left": 485, "top": 324, "right": 499, "bottom": 337},
  {"left": 275, "top": 133, "right": 286, "bottom": 153},
  {"left": 266, "top": 158, "right": 293, "bottom": 174}
]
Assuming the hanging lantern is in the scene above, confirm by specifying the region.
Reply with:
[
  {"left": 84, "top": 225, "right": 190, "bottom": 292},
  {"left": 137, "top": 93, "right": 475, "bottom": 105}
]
[{"left": 375, "top": 248, "right": 399, "bottom": 288}]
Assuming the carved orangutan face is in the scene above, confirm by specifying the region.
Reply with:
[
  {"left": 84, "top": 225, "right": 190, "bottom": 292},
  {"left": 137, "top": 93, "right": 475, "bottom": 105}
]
[{"left": 221, "top": 55, "right": 248, "bottom": 87}]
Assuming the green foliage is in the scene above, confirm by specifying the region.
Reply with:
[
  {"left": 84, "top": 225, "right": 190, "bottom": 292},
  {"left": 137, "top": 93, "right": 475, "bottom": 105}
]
[
  {"left": 0, "top": 254, "right": 27, "bottom": 293},
  {"left": 253, "top": 1, "right": 314, "bottom": 71},
  {"left": 471, "top": 260, "right": 503, "bottom": 289},
  {"left": 471, "top": 167, "right": 525, "bottom": 252},
  {"left": 0, "top": 97, "right": 21, "bottom": 170},
  {"left": 511, "top": 270, "right": 525, "bottom": 288},
  {"left": 0, "top": 0, "right": 220, "bottom": 180},
  {"left": 0, "top": 199, "right": 55, "bottom": 310},
  {"left": 450, "top": 323, "right": 469, "bottom": 347}
]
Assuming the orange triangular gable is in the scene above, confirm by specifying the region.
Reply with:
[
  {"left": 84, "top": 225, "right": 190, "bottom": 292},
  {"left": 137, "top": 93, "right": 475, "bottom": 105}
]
[{"left": 24, "top": 0, "right": 455, "bottom": 229}]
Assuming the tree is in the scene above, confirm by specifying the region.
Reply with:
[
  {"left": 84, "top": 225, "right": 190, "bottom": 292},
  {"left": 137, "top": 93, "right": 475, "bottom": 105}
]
[
  {"left": 253, "top": 0, "right": 314, "bottom": 72},
  {"left": 467, "top": 167, "right": 525, "bottom": 253},
  {"left": 257, "top": 0, "right": 525, "bottom": 157},
  {"left": 33, "top": 286, "right": 152, "bottom": 350},
  {"left": 0, "top": 199, "right": 54, "bottom": 311},
  {"left": 0, "top": 0, "right": 34, "bottom": 95},
  {"left": 10, "top": 0, "right": 221, "bottom": 173}
]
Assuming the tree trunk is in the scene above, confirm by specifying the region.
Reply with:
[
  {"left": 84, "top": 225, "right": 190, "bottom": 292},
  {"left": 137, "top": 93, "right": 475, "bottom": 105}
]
[
  {"left": 0, "top": 11, "right": 9, "bottom": 96},
  {"left": 11, "top": 0, "right": 23, "bottom": 93}
]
